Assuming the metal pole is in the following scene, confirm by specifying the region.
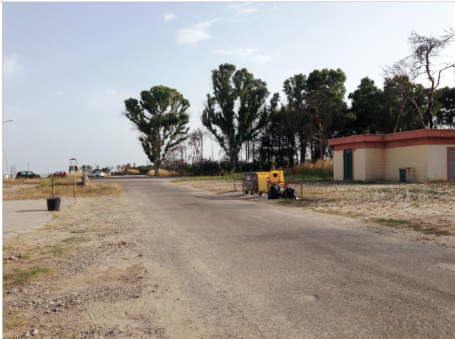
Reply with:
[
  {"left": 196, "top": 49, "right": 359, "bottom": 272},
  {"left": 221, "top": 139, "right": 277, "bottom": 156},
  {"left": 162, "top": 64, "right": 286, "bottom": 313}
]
[
  {"left": 52, "top": 174, "right": 54, "bottom": 199},
  {"left": 74, "top": 172, "right": 76, "bottom": 198},
  {"left": 4, "top": 150, "right": 8, "bottom": 179}
]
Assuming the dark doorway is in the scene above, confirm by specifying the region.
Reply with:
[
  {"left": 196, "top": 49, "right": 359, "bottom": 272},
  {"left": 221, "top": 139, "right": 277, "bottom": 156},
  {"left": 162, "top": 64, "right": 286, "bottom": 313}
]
[
  {"left": 344, "top": 149, "right": 353, "bottom": 180},
  {"left": 449, "top": 149, "right": 455, "bottom": 182},
  {"left": 399, "top": 169, "right": 406, "bottom": 182}
]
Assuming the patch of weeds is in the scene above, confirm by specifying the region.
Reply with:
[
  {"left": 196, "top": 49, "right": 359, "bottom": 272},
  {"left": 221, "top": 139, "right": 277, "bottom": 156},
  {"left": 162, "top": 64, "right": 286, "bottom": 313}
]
[
  {"left": 373, "top": 219, "right": 452, "bottom": 236},
  {"left": 16, "top": 253, "right": 30, "bottom": 260},
  {"left": 3, "top": 309, "right": 28, "bottom": 331},
  {"left": 49, "top": 283, "right": 63, "bottom": 291},
  {"left": 128, "top": 264, "right": 144, "bottom": 271},
  {"left": 51, "top": 246, "right": 72, "bottom": 257},
  {"left": 3, "top": 266, "right": 53, "bottom": 287},
  {"left": 409, "top": 187, "right": 426, "bottom": 195},
  {"left": 70, "top": 230, "right": 83, "bottom": 234},
  {"left": 122, "top": 257, "right": 130, "bottom": 261},
  {"left": 279, "top": 199, "right": 296, "bottom": 204},
  {"left": 61, "top": 237, "right": 78, "bottom": 243},
  {"left": 373, "top": 218, "right": 407, "bottom": 226},
  {"left": 421, "top": 227, "right": 451, "bottom": 236}
]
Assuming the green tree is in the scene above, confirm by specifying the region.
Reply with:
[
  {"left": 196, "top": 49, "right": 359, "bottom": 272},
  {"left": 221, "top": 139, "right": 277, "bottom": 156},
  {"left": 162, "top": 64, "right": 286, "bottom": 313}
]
[
  {"left": 434, "top": 86, "right": 455, "bottom": 128},
  {"left": 283, "top": 74, "right": 313, "bottom": 163},
  {"left": 304, "top": 69, "right": 348, "bottom": 159},
  {"left": 202, "top": 63, "right": 270, "bottom": 171},
  {"left": 123, "top": 86, "right": 190, "bottom": 176},
  {"left": 348, "top": 77, "right": 384, "bottom": 134}
]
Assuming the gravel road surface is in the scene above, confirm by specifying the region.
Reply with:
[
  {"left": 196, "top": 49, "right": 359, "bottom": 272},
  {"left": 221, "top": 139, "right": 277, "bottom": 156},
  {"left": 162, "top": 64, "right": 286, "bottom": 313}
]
[{"left": 100, "top": 176, "right": 455, "bottom": 338}]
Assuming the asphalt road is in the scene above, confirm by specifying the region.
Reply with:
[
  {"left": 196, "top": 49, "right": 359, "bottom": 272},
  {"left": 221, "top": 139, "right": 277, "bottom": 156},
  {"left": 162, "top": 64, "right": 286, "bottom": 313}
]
[{"left": 106, "top": 176, "right": 455, "bottom": 338}]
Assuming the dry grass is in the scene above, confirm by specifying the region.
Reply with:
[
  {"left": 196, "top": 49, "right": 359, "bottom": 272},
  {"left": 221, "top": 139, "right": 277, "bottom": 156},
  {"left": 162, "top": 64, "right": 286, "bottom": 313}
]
[
  {"left": 3, "top": 177, "right": 122, "bottom": 201},
  {"left": 285, "top": 159, "right": 334, "bottom": 181},
  {"left": 126, "top": 169, "right": 140, "bottom": 175},
  {"left": 147, "top": 169, "right": 179, "bottom": 177},
  {"left": 3, "top": 309, "right": 28, "bottom": 332}
]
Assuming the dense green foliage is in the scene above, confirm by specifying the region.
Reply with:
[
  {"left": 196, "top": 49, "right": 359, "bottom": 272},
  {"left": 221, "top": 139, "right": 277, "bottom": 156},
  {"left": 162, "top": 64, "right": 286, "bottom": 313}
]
[
  {"left": 124, "top": 86, "right": 190, "bottom": 175},
  {"left": 202, "top": 63, "right": 271, "bottom": 171}
]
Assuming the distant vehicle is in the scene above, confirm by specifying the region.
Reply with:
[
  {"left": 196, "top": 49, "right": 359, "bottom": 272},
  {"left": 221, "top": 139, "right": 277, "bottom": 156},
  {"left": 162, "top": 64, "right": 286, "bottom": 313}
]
[
  {"left": 47, "top": 171, "right": 67, "bottom": 178},
  {"left": 16, "top": 171, "right": 42, "bottom": 179},
  {"left": 87, "top": 171, "right": 105, "bottom": 178}
]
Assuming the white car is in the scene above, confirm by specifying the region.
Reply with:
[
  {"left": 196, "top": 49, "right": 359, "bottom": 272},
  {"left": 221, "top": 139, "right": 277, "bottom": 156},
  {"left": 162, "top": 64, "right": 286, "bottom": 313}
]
[{"left": 87, "top": 171, "right": 105, "bottom": 178}]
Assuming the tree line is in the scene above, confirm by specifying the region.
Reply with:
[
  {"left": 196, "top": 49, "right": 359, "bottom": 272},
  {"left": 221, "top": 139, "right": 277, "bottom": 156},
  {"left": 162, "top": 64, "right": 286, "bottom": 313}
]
[{"left": 123, "top": 29, "right": 455, "bottom": 175}]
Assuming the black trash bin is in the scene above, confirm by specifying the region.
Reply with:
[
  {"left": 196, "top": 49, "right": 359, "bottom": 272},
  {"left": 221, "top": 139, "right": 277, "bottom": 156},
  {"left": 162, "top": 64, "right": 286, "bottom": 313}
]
[{"left": 47, "top": 198, "right": 61, "bottom": 211}]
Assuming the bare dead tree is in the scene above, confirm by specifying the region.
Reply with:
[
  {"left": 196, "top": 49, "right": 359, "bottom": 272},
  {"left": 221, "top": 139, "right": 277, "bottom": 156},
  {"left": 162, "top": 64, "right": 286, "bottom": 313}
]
[
  {"left": 407, "top": 29, "right": 455, "bottom": 128},
  {"left": 382, "top": 61, "right": 426, "bottom": 130},
  {"left": 384, "top": 29, "right": 455, "bottom": 129},
  {"left": 161, "top": 145, "right": 181, "bottom": 168},
  {"left": 188, "top": 128, "right": 208, "bottom": 166}
]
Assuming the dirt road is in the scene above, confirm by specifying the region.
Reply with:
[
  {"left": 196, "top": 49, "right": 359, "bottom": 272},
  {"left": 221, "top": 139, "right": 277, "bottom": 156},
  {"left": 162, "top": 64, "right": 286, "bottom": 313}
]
[{"left": 4, "top": 176, "right": 455, "bottom": 338}]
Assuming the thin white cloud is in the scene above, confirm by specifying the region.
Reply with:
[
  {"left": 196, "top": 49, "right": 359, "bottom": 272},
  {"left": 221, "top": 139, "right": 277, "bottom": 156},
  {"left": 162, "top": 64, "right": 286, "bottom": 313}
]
[
  {"left": 227, "top": 2, "right": 252, "bottom": 10},
  {"left": 176, "top": 19, "right": 220, "bottom": 45},
  {"left": 213, "top": 48, "right": 273, "bottom": 63},
  {"left": 3, "top": 54, "right": 25, "bottom": 78},
  {"left": 228, "top": 2, "right": 259, "bottom": 16},
  {"left": 273, "top": 5, "right": 277, "bottom": 11},
  {"left": 238, "top": 8, "right": 259, "bottom": 14},
  {"left": 164, "top": 13, "right": 176, "bottom": 21}
]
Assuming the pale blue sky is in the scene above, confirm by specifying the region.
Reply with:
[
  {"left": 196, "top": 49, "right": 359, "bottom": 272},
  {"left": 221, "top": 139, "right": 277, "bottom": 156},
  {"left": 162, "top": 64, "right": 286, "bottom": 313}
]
[{"left": 2, "top": 1, "right": 455, "bottom": 174}]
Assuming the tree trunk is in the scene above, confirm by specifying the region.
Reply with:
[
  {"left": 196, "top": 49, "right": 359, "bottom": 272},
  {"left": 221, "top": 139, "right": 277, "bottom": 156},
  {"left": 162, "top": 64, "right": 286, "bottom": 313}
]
[
  {"left": 428, "top": 101, "right": 434, "bottom": 129},
  {"left": 154, "top": 155, "right": 160, "bottom": 176},
  {"left": 319, "top": 138, "right": 324, "bottom": 161},
  {"left": 394, "top": 98, "right": 404, "bottom": 133},
  {"left": 300, "top": 133, "right": 306, "bottom": 164}
]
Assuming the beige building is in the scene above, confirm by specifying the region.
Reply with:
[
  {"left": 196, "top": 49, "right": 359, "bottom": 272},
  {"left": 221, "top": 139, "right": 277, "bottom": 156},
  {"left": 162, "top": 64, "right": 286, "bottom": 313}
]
[{"left": 328, "top": 129, "right": 455, "bottom": 182}]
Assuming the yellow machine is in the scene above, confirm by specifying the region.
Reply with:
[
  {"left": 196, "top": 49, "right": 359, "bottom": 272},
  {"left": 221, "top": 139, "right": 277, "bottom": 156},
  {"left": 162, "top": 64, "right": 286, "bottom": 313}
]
[
  {"left": 256, "top": 170, "right": 284, "bottom": 194},
  {"left": 243, "top": 170, "right": 301, "bottom": 199},
  {"left": 244, "top": 171, "right": 285, "bottom": 195}
]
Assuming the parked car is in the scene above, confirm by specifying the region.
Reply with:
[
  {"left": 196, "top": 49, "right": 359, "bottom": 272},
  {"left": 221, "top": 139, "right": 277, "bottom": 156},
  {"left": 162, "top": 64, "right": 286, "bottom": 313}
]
[
  {"left": 16, "top": 171, "right": 42, "bottom": 179},
  {"left": 47, "top": 171, "right": 67, "bottom": 178},
  {"left": 87, "top": 171, "right": 105, "bottom": 178}
]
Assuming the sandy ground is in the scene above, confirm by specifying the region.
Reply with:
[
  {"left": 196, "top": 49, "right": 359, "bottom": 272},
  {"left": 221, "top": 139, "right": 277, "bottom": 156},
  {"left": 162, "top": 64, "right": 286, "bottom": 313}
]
[
  {"left": 3, "top": 195, "right": 159, "bottom": 338},
  {"left": 174, "top": 179, "right": 455, "bottom": 250},
  {"left": 3, "top": 199, "right": 74, "bottom": 238}
]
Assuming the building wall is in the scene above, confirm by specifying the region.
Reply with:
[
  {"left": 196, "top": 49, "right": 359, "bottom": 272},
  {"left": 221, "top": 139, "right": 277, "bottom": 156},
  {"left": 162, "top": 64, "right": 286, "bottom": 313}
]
[
  {"left": 427, "top": 145, "right": 453, "bottom": 181},
  {"left": 364, "top": 148, "right": 386, "bottom": 181},
  {"left": 333, "top": 150, "right": 344, "bottom": 180},
  {"left": 353, "top": 149, "right": 366, "bottom": 181},
  {"left": 328, "top": 130, "right": 455, "bottom": 182},
  {"left": 384, "top": 145, "right": 428, "bottom": 182}
]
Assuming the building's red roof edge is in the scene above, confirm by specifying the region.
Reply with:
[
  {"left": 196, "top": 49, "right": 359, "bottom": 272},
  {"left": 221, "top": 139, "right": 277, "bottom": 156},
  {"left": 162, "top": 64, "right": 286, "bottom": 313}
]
[{"left": 328, "top": 129, "right": 455, "bottom": 146}]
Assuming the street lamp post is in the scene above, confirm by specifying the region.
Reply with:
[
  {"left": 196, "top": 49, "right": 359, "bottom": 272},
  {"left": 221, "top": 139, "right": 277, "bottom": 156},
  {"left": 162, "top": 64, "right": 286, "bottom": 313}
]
[{"left": 3, "top": 120, "right": 14, "bottom": 178}]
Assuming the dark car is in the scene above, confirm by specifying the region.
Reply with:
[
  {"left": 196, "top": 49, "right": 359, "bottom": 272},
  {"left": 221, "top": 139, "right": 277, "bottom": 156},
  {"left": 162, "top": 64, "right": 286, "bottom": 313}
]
[{"left": 16, "top": 171, "right": 42, "bottom": 179}]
